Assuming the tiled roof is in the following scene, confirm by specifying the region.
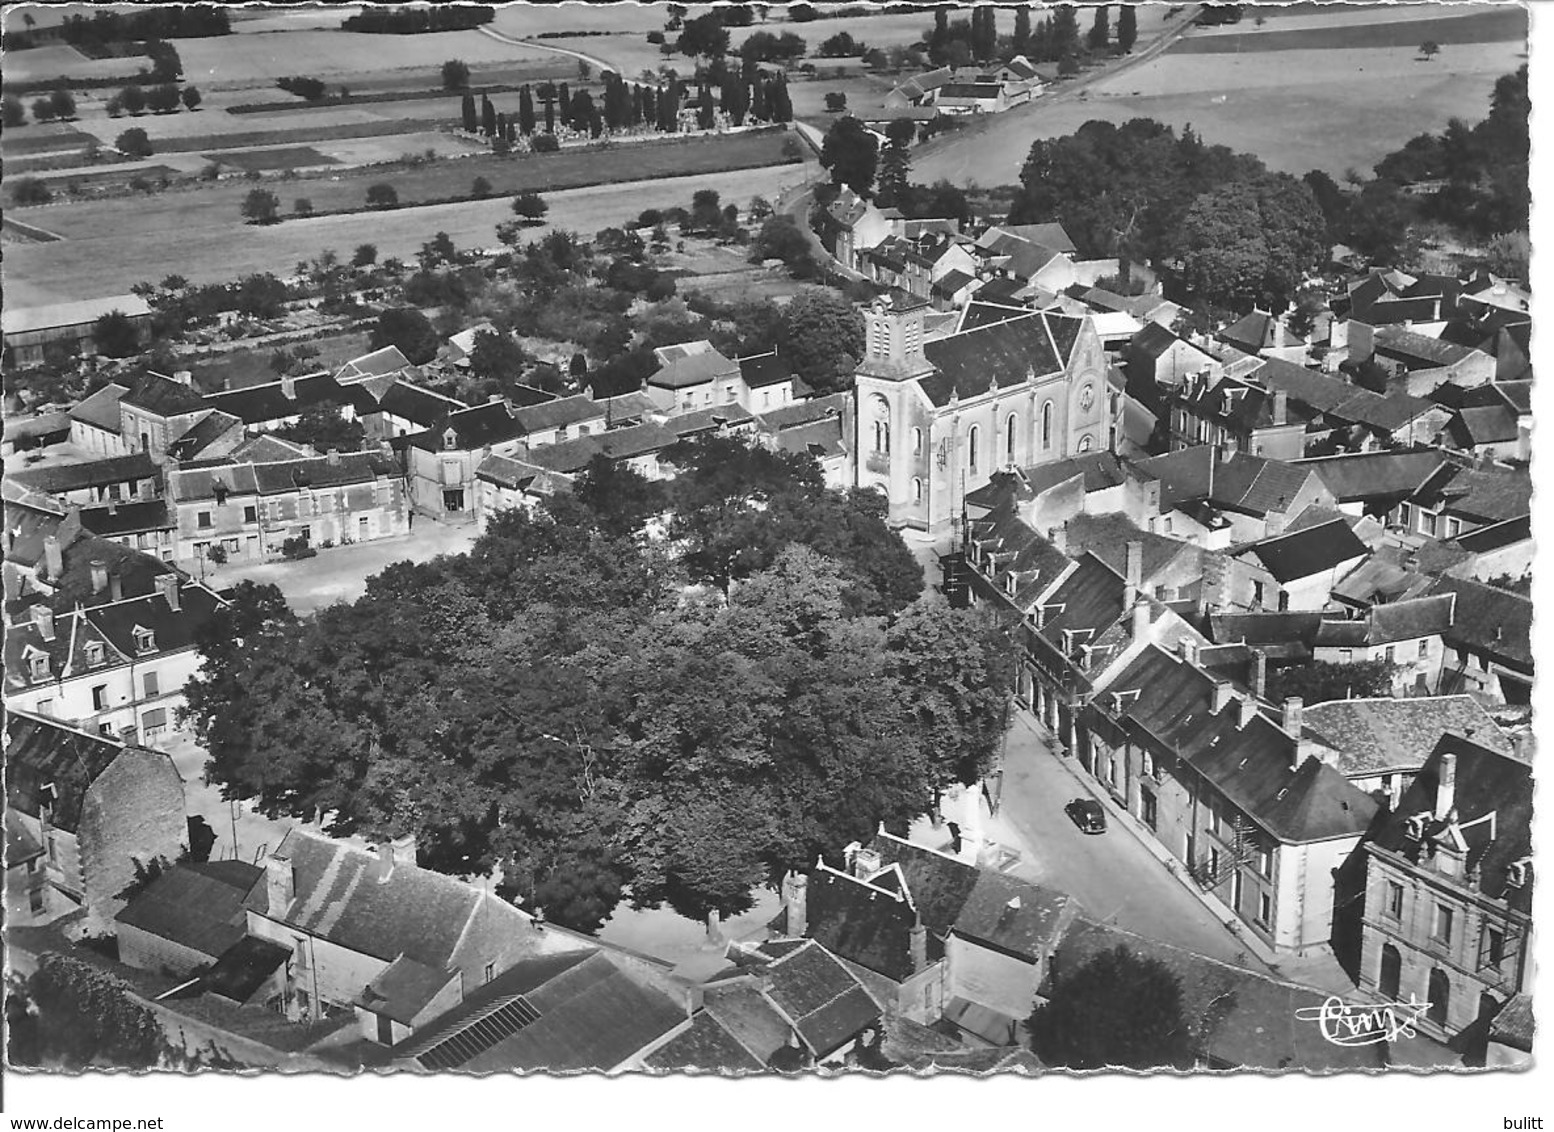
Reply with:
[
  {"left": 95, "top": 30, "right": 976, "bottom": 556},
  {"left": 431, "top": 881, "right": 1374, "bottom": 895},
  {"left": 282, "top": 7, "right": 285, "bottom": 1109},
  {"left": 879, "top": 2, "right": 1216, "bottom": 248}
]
[
  {"left": 120, "top": 372, "right": 208, "bottom": 416},
  {"left": 642, "top": 1011, "right": 763, "bottom": 1073},
  {"left": 1358, "top": 592, "right": 1455, "bottom": 645},
  {"left": 203, "top": 372, "right": 354, "bottom": 425},
  {"left": 965, "top": 503, "right": 1073, "bottom": 610},
  {"left": 510, "top": 394, "right": 607, "bottom": 433},
  {"left": 229, "top": 433, "right": 314, "bottom": 462},
  {"left": 1451, "top": 514, "right": 1530, "bottom": 554},
  {"left": 336, "top": 345, "right": 412, "bottom": 382},
  {"left": 997, "top": 222, "right": 1075, "bottom": 254},
  {"left": 1208, "top": 612, "right": 1323, "bottom": 649},
  {"left": 757, "top": 392, "right": 847, "bottom": 432},
  {"left": 666, "top": 404, "right": 758, "bottom": 439},
  {"left": 360, "top": 955, "right": 458, "bottom": 1025},
  {"left": 78, "top": 499, "right": 173, "bottom": 537},
  {"left": 758, "top": 940, "right": 882, "bottom": 1058},
  {"left": 1374, "top": 326, "right": 1481, "bottom": 367},
  {"left": 772, "top": 418, "right": 844, "bottom": 460},
  {"left": 919, "top": 311, "right": 1079, "bottom": 407},
  {"left": 114, "top": 861, "right": 262, "bottom": 958},
  {"left": 67, "top": 383, "right": 130, "bottom": 432},
  {"left": 4, "top": 710, "right": 125, "bottom": 833},
  {"left": 1131, "top": 447, "right": 1316, "bottom": 518},
  {"left": 1425, "top": 576, "right": 1532, "bottom": 671},
  {"left": 1370, "top": 735, "right": 1531, "bottom": 913},
  {"left": 1243, "top": 519, "right": 1368, "bottom": 584},
  {"left": 702, "top": 983, "right": 792, "bottom": 1064},
  {"left": 1490, "top": 994, "right": 1534, "bottom": 1052},
  {"left": 1414, "top": 463, "right": 1530, "bottom": 524},
  {"left": 806, "top": 865, "right": 918, "bottom": 981},
  {"left": 1043, "top": 919, "right": 1384, "bottom": 1071},
  {"left": 650, "top": 347, "right": 740, "bottom": 390},
  {"left": 737, "top": 351, "right": 794, "bottom": 390},
  {"left": 1294, "top": 450, "right": 1446, "bottom": 503},
  {"left": 1302, "top": 696, "right": 1508, "bottom": 778},
  {"left": 9, "top": 453, "right": 159, "bottom": 496},
  {"left": 167, "top": 411, "right": 243, "bottom": 460},
  {"left": 517, "top": 421, "right": 680, "bottom": 475}
]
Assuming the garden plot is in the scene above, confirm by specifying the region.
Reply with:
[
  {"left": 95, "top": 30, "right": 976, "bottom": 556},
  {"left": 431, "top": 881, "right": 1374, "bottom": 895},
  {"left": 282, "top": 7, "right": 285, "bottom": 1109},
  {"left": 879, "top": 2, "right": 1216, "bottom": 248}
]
[{"left": 206, "top": 146, "right": 340, "bottom": 172}]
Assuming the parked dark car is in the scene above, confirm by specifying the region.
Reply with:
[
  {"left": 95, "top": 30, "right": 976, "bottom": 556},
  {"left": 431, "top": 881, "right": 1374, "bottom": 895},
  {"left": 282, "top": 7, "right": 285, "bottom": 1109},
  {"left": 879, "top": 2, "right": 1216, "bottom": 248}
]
[{"left": 1064, "top": 798, "right": 1107, "bottom": 834}]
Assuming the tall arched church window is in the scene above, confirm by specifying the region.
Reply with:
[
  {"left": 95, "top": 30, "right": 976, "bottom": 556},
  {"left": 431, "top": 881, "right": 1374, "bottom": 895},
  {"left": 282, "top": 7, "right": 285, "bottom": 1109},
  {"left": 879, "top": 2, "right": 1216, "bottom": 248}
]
[
  {"left": 912, "top": 477, "right": 923, "bottom": 503},
  {"left": 911, "top": 427, "right": 923, "bottom": 456},
  {"left": 870, "top": 394, "right": 890, "bottom": 454},
  {"left": 967, "top": 425, "right": 980, "bottom": 473},
  {"left": 1041, "top": 401, "right": 1054, "bottom": 449},
  {"left": 1006, "top": 414, "right": 1018, "bottom": 465}
]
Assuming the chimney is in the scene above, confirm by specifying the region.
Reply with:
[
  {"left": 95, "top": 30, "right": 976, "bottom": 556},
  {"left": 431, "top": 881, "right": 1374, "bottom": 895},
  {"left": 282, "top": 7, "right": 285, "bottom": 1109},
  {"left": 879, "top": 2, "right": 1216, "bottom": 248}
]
[
  {"left": 1272, "top": 389, "right": 1288, "bottom": 426},
  {"left": 118, "top": 724, "right": 138, "bottom": 748},
  {"left": 1281, "top": 696, "right": 1303, "bottom": 740},
  {"left": 1211, "top": 680, "right": 1234, "bottom": 713},
  {"left": 1434, "top": 753, "right": 1457, "bottom": 821},
  {"left": 32, "top": 604, "right": 55, "bottom": 643},
  {"left": 1048, "top": 524, "right": 1067, "bottom": 557},
  {"left": 1177, "top": 637, "right": 1199, "bottom": 667},
  {"left": 43, "top": 535, "right": 64, "bottom": 580},
  {"left": 1130, "top": 598, "right": 1150, "bottom": 641},
  {"left": 377, "top": 841, "right": 396, "bottom": 883},
  {"left": 326, "top": 448, "right": 340, "bottom": 466},
  {"left": 173, "top": 370, "right": 194, "bottom": 387},
  {"left": 853, "top": 845, "right": 882, "bottom": 879},
  {"left": 90, "top": 560, "right": 108, "bottom": 593},
  {"left": 156, "top": 573, "right": 180, "bottom": 612},
  {"left": 783, "top": 872, "right": 808, "bottom": 938},
  {"left": 843, "top": 841, "right": 862, "bottom": 874},
  {"left": 107, "top": 499, "right": 118, "bottom": 516},
  {"left": 909, "top": 918, "right": 928, "bottom": 974},
  {"left": 265, "top": 849, "right": 295, "bottom": 912},
  {"left": 1123, "top": 539, "right": 1143, "bottom": 608},
  {"left": 281, "top": 373, "right": 296, "bottom": 400},
  {"left": 488, "top": 394, "right": 503, "bottom": 404},
  {"left": 1238, "top": 696, "right": 1259, "bottom": 729},
  {"left": 1251, "top": 650, "right": 1267, "bottom": 700},
  {"left": 109, "top": 573, "right": 123, "bottom": 602}
]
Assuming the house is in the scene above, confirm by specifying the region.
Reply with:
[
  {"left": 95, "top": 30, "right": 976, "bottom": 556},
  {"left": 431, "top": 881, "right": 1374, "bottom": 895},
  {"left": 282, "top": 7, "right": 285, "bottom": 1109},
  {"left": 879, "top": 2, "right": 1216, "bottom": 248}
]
[
  {"left": 643, "top": 342, "right": 741, "bottom": 413},
  {"left": 1301, "top": 695, "right": 1512, "bottom": 798},
  {"left": 67, "top": 383, "right": 131, "bottom": 457},
  {"left": 932, "top": 81, "right": 1008, "bottom": 114},
  {"left": 974, "top": 227, "right": 1078, "bottom": 292},
  {"left": 165, "top": 410, "right": 246, "bottom": 463},
  {"left": 931, "top": 269, "right": 980, "bottom": 310},
  {"left": 4, "top": 574, "right": 227, "bottom": 741},
  {"left": 3, "top": 294, "right": 153, "bottom": 367},
  {"left": 1217, "top": 307, "right": 1309, "bottom": 363},
  {"left": 1166, "top": 375, "right": 1307, "bottom": 461},
  {"left": 390, "top": 948, "right": 689, "bottom": 1072},
  {"left": 1080, "top": 642, "right": 1378, "bottom": 955},
  {"left": 118, "top": 371, "right": 211, "bottom": 464},
  {"left": 1358, "top": 735, "right": 1531, "bottom": 1049},
  {"left": 816, "top": 186, "right": 890, "bottom": 273},
  {"left": 758, "top": 393, "right": 851, "bottom": 491},
  {"left": 445, "top": 326, "right": 495, "bottom": 369},
  {"left": 7, "top": 452, "right": 162, "bottom": 509},
  {"left": 1127, "top": 323, "right": 1221, "bottom": 390},
  {"left": 1225, "top": 518, "right": 1369, "bottom": 612},
  {"left": 852, "top": 296, "right": 1109, "bottom": 534},
  {"left": 1294, "top": 449, "right": 1448, "bottom": 521},
  {"left": 336, "top": 345, "right": 415, "bottom": 384},
  {"left": 1042, "top": 919, "right": 1384, "bottom": 1070},
  {"left": 1251, "top": 357, "right": 1450, "bottom": 453},
  {"left": 736, "top": 352, "right": 801, "bottom": 413},
  {"left": 1131, "top": 446, "right": 1337, "bottom": 548},
  {"left": 403, "top": 395, "right": 606, "bottom": 518},
  {"left": 3, "top": 500, "right": 184, "bottom": 612},
  {"left": 116, "top": 860, "right": 266, "bottom": 981},
  {"left": 1395, "top": 459, "right": 1530, "bottom": 546},
  {"left": 885, "top": 65, "right": 954, "bottom": 108},
  {"left": 78, "top": 499, "right": 178, "bottom": 564},
  {"left": 1426, "top": 576, "right": 1532, "bottom": 706},
  {"left": 1309, "top": 591, "right": 1453, "bottom": 692},
  {"left": 4, "top": 709, "right": 186, "bottom": 930},
  {"left": 1371, "top": 326, "right": 1495, "bottom": 395},
  {"left": 243, "top": 829, "right": 587, "bottom": 1028},
  {"left": 799, "top": 831, "right": 1078, "bottom": 1044},
  {"left": 472, "top": 455, "right": 573, "bottom": 529},
  {"left": 165, "top": 451, "right": 409, "bottom": 566}
]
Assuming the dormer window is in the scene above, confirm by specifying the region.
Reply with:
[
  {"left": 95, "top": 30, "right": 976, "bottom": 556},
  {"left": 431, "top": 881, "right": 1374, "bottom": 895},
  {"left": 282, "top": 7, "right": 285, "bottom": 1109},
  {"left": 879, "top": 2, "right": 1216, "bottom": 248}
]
[
  {"left": 443, "top": 429, "right": 459, "bottom": 451},
  {"left": 1505, "top": 858, "right": 1530, "bottom": 888},
  {"left": 1404, "top": 813, "right": 1430, "bottom": 842},
  {"left": 84, "top": 641, "right": 105, "bottom": 668},
  {"left": 26, "top": 649, "right": 49, "bottom": 681},
  {"left": 133, "top": 626, "right": 156, "bottom": 654}
]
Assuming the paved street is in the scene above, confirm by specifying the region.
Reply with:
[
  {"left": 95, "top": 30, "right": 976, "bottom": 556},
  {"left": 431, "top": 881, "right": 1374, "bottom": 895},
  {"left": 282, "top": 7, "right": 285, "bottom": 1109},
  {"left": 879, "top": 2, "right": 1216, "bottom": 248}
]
[{"left": 981, "top": 711, "right": 1276, "bottom": 973}]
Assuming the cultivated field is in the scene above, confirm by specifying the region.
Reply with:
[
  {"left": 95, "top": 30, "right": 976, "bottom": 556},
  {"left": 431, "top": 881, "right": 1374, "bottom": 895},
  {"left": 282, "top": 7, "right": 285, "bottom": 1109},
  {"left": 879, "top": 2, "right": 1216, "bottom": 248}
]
[
  {"left": 2, "top": 43, "right": 144, "bottom": 84},
  {"left": 208, "top": 146, "right": 339, "bottom": 172},
  {"left": 664, "top": 243, "right": 812, "bottom": 305},
  {"left": 5, "top": 161, "right": 815, "bottom": 307},
  {"left": 913, "top": 5, "right": 1527, "bottom": 184}
]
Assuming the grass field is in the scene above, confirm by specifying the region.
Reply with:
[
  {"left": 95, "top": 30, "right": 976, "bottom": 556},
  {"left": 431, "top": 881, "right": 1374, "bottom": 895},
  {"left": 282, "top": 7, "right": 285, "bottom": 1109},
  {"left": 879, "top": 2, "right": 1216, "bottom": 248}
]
[
  {"left": 1173, "top": 7, "right": 1526, "bottom": 54},
  {"left": 5, "top": 146, "right": 815, "bottom": 307},
  {"left": 209, "top": 146, "right": 339, "bottom": 171},
  {"left": 2, "top": 43, "right": 143, "bottom": 84},
  {"left": 0, "top": 124, "right": 92, "bottom": 156},
  {"left": 177, "top": 28, "right": 560, "bottom": 90},
  {"left": 913, "top": 12, "right": 1527, "bottom": 185},
  {"left": 151, "top": 118, "right": 447, "bottom": 154}
]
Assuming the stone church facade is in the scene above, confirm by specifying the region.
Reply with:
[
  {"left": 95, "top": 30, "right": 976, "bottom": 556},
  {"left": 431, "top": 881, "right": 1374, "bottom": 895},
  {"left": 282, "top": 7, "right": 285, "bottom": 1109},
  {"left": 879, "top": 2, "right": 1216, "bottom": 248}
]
[{"left": 852, "top": 298, "right": 1110, "bottom": 534}]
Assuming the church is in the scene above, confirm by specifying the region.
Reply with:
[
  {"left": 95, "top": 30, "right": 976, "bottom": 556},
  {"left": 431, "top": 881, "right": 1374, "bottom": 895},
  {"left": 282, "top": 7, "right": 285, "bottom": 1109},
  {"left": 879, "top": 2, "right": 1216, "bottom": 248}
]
[{"left": 851, "top": 297, "right": 1111, "bottom": 535}]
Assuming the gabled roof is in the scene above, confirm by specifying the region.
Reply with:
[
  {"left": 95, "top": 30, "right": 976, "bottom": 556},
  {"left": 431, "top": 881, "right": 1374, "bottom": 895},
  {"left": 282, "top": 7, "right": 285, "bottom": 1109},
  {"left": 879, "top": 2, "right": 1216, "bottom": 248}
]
[
  {"left": 203, "top": 371, "right": 353, "bottom": 425},
  {"left": 78, "top": 499, "right": 173, "bottom": 538},
  {"left": 1208, "top": 611, "right": 1323, "bottom": 650},
  {"left": 167, "top": 411, "right": 243, "bottom": 461},
  {"left": 756, "top": 939, "right": 882, "bottom": 1057},
  {"left": 1374, "top": 326, "right": 1481, "bottom": 367},
  {"left": 1411, "top": 462, "right": 1530, "bottom": 524},
  {"left": 9, "top": 452, "right": 159, "bottom": 496},
  {"left": 737, "top": 351, "right": 794, "bottom": 390},
  {"left": 1043, "top": 919, "right": 1384, "bottom": 1071},
  {"left": 120, "top": 371, "right": 208, "bottom": 417},
  {"left": 1425, "top": 576, "right": 1532, "bottom": 671},
  {"left": 1302, "top": 696, "right": 1508, "bottom": 778},
  {"left": 4, "top": 709, "right": 126, "bottom": 833},
  {"left": 1370, "top": 736, "right": 1532, "bottom": 913},
  {"left": 514, "top": 421, "right": 680, "bottom": 476},
  {"left": 1241, "top": 519, "right": 1368, "bottom": 584},
  {"left": 918, "top": 311, "right": 1080, "bottom": 407},
  {"left": 642, "top": 1010, "right": 764, "bottom": 1072},
  {"left": 1131, "top": 447, "right": 1317, "bottom": 518},
  {"left": 337, "top": 345, "right": 412, "bottom": 382},
  {"left": 67, "top": 382, "right": 130, "bottom": 432},
  {"left": 114, "top": 861, "right": 262, "bottom": 958},
  {"left": 1294, "top": 450, "right": 1446, "bottom": 504},
  {"left": 3, "top": 294, "right": 152, "bottom": 336},
  {"left": 805, "top": 864, "right": 919, "bottom": 981},
  {"left": 510, "top": 394, "right": 607, "bottom": 433},
  {"left": 757, "top": 391, "right": 847, "bottom": 432},
  {"left": 649, "top": 345, "right": 740, "bottom": 390}
]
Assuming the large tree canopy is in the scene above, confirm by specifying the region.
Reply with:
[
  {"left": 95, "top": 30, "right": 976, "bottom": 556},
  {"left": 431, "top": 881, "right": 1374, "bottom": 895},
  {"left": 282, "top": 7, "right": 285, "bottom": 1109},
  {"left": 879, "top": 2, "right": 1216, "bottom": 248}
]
[
  {"left": 819, "top": 114, "right": 879, "bottom": 198},
  {"left": 1176, "top": 173, "right": 1326, "bottom": 313},
  {"left": 1029, "top": 944, "right": 1197, "bottom": 1070},
  {"left": 183, "top": 444, "right": 1010, "bottom": 934}
]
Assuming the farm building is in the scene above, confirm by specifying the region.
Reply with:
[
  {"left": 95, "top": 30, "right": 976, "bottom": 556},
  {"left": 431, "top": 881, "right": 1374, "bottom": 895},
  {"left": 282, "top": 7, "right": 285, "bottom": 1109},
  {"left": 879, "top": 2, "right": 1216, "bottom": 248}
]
[{"left": 3, "top": 295, "right": 153, "bottom": 368}]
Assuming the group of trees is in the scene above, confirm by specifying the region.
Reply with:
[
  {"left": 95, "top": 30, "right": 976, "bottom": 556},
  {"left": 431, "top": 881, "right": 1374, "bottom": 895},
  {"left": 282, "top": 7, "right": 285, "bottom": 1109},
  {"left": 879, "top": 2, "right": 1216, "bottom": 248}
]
[
  {"left": 341, "top": 5, "right": 494, "bottom": 33},
  {"left": 11, "top": 88, "right": 75, "bottom": 124},
  {"left": 463, "top": 71, "right": 792, "bottom": 147},
  {"left": 106, "top": 82, "right": 200, "bottom": 117},
  {"left": 922, "top": 4, "right": 1137, "bottom": 72},
  {"left": 817, "top": 114, "right": 971, "bottom": 226},
  {"left": 57, "top": 4, "right": 229, "bottom": 46},
  {"left": 182, "top": 443, "right": 1014, "bottom": 933}
]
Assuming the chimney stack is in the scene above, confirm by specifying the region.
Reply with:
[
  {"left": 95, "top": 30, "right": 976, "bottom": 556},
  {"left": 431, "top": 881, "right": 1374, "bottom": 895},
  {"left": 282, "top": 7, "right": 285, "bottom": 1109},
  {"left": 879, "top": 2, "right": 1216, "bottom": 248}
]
[
  {"left": 1238, "top": 696, "right": 1259, "bottom": 729},
  {"left": 1281, "top": 696, "right": 1303, "bottom": 740},
  {"left": 1212, "top": 680, "right": 1234, "bottom": 714},
  {"left": 326, "top": 448, "right": 340, "bottom": 466},
  {"left": 90, "top": 560, "right": 109, "bottom": 594},
  {"left": 1251, "top": 649, "right": 1267, "bottom": 700},
  {"left": 783, "top": 872, "right": 808, "bottom": 938},
  {"left": 390, "top": 831, "right": 418, "bottom": 867},
  {"left": 1273, "top": 389, "right": 1288, "bottom": 427},
  {"left": 909, "top": 918, "right": 928, "bottom": 974},
  {"left": 281, "top": 374, "right": 297, "bottom": 400},
  {"left": 265, "top": 849, "right": 295, "bottom": 912},
  {"left": 118, "top": 724, "right": 138, "bottom": 748},
  {"left": 43, "top": 535, "right": 64, "bottom": 580},
  {"left": 1177, "top": 637, "right": 1200, "bottom": 667},
  {"left": 1130, "top": 598, "right": 1150, "bottom": 641},
  {"left": 173, "top": 370, "right": 194, "bottom": 387},
  {"left": 156, "top": 573, "right": 180, "bottom": 612},
  {"left": 1435, "top": 752, "right": 1457, "bottom": 821},
  {"left": 1123, "top": 539, "right": 1143, "bottom": 607},
  {"left": 109, "top": 573, "right": 124, "bottom": 602},
  {"left": 32, "top": 604, "right": 55, "bottom": 643}
]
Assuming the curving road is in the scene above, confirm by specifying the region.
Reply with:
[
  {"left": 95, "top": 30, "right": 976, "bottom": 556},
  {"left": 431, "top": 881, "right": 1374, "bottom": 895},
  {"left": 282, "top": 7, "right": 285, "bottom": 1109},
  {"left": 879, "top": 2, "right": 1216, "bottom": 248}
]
[{"left": 477, "top": 24, "right": 618, "bottom": 78}]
